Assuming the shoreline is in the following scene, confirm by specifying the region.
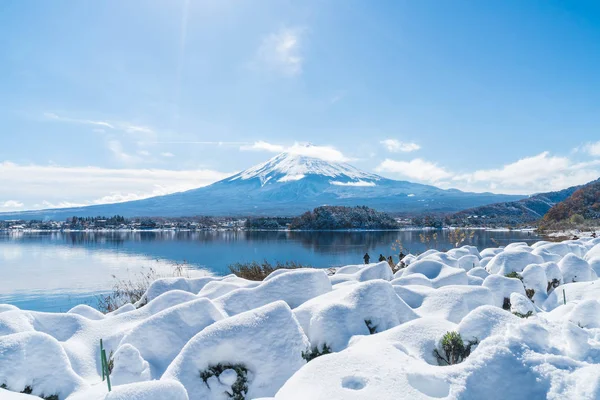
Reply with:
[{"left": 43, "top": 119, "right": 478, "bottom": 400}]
[{"left": 0, "top": 226, "right": 542, "bottom": 234}]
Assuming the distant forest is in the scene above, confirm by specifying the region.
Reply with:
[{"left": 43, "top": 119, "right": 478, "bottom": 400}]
[{"left": 246, "top": 206, "right": 399, "bottom": 230}]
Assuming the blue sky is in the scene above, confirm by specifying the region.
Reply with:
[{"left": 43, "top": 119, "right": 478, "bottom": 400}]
[{"left": 1, "top": 0, "right": 599, "bottom": 211}]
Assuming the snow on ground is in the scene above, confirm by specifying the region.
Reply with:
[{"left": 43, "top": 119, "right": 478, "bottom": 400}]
[{"left": 2, "top": 239, "right": 600, "bottom": 399}]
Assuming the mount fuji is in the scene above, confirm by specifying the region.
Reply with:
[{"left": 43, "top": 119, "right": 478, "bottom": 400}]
[{"left": 1, "top": 153, "right": 524, "bottom": 219}]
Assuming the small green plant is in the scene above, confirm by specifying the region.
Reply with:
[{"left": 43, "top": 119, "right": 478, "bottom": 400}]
[
  {"left": 200, "top": 363, "right": 249, "bottom": 400},
  {"left": 546, "top": 278, "right": 560, "bottom": 293},
  {"left": 365, "top": 320, "right": 377, "bottom": 334},
  {"left": 525, "top": 288, "right": 535, "bottom": 301},
  {"left": 513, "top": 311, "right": 534, "bottom": 319},
  {"left": 433, "top": 331, "right": 478, "bottom": 366},
  {"left": 107, "top": 350, "right": 114, "bottom": 374},
  {"left": 504, "top": 271, "right": 522, "bottom": 280},
  {"left": 302, "top": 344, "right": 332, "bottom": 362},
  {"left": 0, "top": 384, "right": 58, "bottom": 400}
]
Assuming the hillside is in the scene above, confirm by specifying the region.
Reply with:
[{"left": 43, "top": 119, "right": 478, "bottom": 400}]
[
  {"left": 448, "top": 183, "right": 585, "bottom": 226},
  {"left": 288, "top": 206, "right": 399, "bottom": 230},
  {"left": 0, "top": 150, "right": 523, "bottom": 220},
  {"left": 542, "top": 179, "right": 600, "bottom": 225}
]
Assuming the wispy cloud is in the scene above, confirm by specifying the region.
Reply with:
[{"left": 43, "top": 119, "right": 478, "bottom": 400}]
[
  {"left": 44, "top": 112, "right": 115, "bottom": 129},
  {"left": 241, "top": 141, "right": 350, "bottom": 162},
  {"left": 43, "top": 112, "right": 155, "bottom": 140},
  {"left": 161, "top": 152, "right": 175, "bottom": 158},
  {"left": 107, "top": 140, "right": 138, "bottom": 164},
  {"left": 380, "top": 139, "right": 421, "bottom": 153},
  {"left": 147, "top": 141, "right": 249, "bottom": 146},
  {"left": 0, "top": 162, "right": 233, "bottom": 211},
  {"left": 256, "top": 27, "right": 305, "bottom": 76}
]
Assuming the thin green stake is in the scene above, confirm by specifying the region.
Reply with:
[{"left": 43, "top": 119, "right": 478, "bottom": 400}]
[
  {"left": 102, "top": 348, "right": 112, "bottom": 392},
  {"left": 100, "top": 339, "right": 111, "bottom": 392},
  {"left": 100, "top": 339, "right": 105, "bottom": 381},
  {"left": 563, "top": 289, "right": 566, "bottom": 305}
]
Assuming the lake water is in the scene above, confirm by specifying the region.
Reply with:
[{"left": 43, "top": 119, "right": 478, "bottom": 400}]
[{"left": 0, "top": 229, "right": 542, "bottom": 312}]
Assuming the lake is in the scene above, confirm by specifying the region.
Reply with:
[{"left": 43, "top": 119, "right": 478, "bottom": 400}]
[{"left": 0, "top": 229, "right": 542, "bottom": 312}]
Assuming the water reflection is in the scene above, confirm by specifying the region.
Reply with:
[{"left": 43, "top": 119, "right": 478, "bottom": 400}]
[{"left": 0, "top": 229, "right": 539, "bottom": 312}]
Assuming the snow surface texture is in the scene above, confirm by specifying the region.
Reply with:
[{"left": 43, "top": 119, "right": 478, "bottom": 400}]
[{"left": 2, "top": 240, "right": 600, "bottom": 399}]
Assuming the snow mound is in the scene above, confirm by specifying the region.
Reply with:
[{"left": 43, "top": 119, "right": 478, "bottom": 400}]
[
  {"left": 214, "top": 269, "right": 331, "bottom": 316},
  {"left": 482, "top": 275, "right": 527, "bottom": 308},
  {"left": 67, "top": 304, "right": 105, "bottom": 320},
  {"left": 0, "top": 332, "right": 87, "bottom": 399},
  {"left": 105, "top": 380, "right": 189, "bottom": 400},
  {"left": 118, "top": 298, "right": 225, "bottom": 378},
  {"left": 486, "top": 249, "right": 545, "bottom": 275},
  {"left": 2, "top": 238, "right": 600, "bottom": 400},
  {"left": 163, "top": 301, "right": 309, "bottom": 400},
  {"left": 111, "top": 344, "right": 151, "bottom": 386},
  {"left": 394, "top": 285, "right": 494, "bottom": 323},
  {"left": 0, "top": 305, "right": 19, "bottom": 313},
  {"left": 457, "top": 254, "right": 480, "bottom": 271},
  {"left": 330, "top": 262, "right": 393, "bottom": 284},
  {"left": 457, "top": 305, "right": 519, "bottom": 342},
  {"left": 558, "top": 253, "right": 595, "bottom": 283},
  {"left": 293, "top": 280, "right": 418, "bottom": 351},
  {"left": 543, "top": 281, "right": 600, "bottom": 311},
  {"left": 144, "top": 276, "right": 220, "bottom": 302},
  {"left": 397, "top": 259, "right": 468, "bottom": 288}
]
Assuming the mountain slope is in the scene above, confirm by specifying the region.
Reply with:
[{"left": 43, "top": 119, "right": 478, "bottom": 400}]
[
  {"left": 0, "top": 152, "right": 525, "bottom": 220},
  {"left": 448, "top": 181, "right": 594, "bottom": 226},
  {"left": 542, "top": 179, "right": 600, "bottom": 224}
]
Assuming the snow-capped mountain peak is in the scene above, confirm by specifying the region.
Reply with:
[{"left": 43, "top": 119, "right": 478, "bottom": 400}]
[{"left": 229, "top": 152, "right": 381, "bottom": 186}]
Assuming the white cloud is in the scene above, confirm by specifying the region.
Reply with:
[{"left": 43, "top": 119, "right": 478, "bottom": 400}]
[
  {"left": 452, "top": 152, "right": 600, "bottom": 194},
  {"left": 376, "top": 158, "right": 452, "bottom": 183},
  {"left": 137, "top": 150, "right": 151, "bottom": 157},
  {"left": 240, "top": 141, "right": 350, "bottom": 162},
  {"left": 161, "top": 152, "right": 175, "bottom": 157},
  {"left": 256, "top": 27, "right": 304, "bottom": 76},
  {"left": 0, "top": 162, "right": 232, "bottom": 211},
  {"left": 380, "top": 139, "right": 420, "bottom": 153},
  {"left": 582, "top": 141, "right": 600, "bottom": 157},
  {"left": 241, "top": 141, "right": 285, "bottom": 153},
  {"left": 0, "top": 200, "right": 25, "bottom": 211},
  {"left": 330, "top": 180, "right": 376, "bottom": 187}
]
